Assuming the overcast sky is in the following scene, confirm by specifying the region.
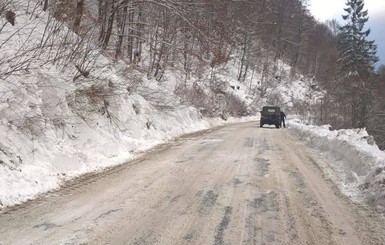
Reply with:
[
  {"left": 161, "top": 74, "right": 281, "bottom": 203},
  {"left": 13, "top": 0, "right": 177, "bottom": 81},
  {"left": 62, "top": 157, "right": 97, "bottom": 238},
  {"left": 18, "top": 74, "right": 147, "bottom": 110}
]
[{"left": 308, "top": 0, "right": 385, "bottom": 68}]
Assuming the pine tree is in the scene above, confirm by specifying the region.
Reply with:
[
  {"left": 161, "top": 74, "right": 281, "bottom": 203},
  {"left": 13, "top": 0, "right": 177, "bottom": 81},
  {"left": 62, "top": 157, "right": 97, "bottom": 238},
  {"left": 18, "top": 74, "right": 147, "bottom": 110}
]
[{"left": 337, "top": 0, "right": 378, "bottom": 128}]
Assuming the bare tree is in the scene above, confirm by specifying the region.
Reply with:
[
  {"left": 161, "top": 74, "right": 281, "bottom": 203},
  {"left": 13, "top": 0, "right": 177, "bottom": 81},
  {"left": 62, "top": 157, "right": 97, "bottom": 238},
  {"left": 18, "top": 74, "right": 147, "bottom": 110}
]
[{"left": 73, "top": 0, "right": 85, "bottom": 34}]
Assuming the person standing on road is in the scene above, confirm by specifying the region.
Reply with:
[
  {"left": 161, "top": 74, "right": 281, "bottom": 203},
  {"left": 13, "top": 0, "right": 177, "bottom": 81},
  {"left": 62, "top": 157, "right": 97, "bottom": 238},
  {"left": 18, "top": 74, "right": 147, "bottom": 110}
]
[{"left": 280, "top": 110, "right": 286, "bottom": 128}]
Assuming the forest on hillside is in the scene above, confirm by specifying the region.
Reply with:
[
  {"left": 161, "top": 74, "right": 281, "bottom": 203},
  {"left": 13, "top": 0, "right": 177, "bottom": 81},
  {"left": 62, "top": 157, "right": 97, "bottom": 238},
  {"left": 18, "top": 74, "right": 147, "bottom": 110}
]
[{"left": 1, "top": 0, "right": 384, "bottom": 148}]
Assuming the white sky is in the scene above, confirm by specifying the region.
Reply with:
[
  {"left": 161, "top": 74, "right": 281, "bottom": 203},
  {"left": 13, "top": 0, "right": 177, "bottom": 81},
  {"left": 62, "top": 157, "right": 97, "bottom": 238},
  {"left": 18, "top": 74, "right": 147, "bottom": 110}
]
[
  {"left": 308, "top": 0, "right": 385, "bottom": 22},
  {"left": 308, "top": 0, "right": 385, "bottom": 66}
]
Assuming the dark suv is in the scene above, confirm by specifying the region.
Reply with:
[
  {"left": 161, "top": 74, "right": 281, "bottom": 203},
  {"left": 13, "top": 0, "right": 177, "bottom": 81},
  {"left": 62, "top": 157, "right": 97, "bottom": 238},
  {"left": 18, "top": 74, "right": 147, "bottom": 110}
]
[{"left": 260, "top": 106, "right": 281, "bottom": 128}]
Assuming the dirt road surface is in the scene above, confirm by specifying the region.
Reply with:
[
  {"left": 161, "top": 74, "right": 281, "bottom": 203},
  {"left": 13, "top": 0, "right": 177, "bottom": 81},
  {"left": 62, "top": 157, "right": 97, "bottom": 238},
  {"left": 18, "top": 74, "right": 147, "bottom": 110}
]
[{"left": 0, "top": 122, "right": 384, "bottom": 244}]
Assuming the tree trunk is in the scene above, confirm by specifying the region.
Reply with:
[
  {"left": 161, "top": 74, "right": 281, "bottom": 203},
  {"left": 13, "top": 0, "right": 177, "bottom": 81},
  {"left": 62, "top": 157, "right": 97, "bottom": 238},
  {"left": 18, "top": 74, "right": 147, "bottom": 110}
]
[
  {"left": 73, "top": 0, "right": 85, "bottom": 34},
  {"left": 43, "top": 0, "right": 48, "bottom": 11},
  {"left": 98, "top": 0, "right": 107, "bottom": 42},
  {"left": 102, "top": 0, "right": 116, "bottom": 49},
  {"left": 134, "top": 1, "right": 143, "bottom": 64},
  {"left": 115, "top": 0, "right": 128, "bottom": 59},
  {"left": 238, "top": 35, "right": 248, "bottom": 81},
  {"left": 147, "top": 25, "right": 159, "bottom": 78}
]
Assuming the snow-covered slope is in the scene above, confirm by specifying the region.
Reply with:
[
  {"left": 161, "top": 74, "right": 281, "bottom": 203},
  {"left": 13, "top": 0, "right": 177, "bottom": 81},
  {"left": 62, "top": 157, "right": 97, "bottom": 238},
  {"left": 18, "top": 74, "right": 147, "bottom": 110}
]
[{"left": 0, "top": 69, "right": 212, "bottom": 207}]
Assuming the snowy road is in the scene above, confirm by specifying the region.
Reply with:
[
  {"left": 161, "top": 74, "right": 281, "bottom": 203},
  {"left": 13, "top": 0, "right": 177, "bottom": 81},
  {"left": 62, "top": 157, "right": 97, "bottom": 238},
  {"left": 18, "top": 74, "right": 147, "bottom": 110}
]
[{"left": 0, "top": 121, "right": 384, "bottom": 244}]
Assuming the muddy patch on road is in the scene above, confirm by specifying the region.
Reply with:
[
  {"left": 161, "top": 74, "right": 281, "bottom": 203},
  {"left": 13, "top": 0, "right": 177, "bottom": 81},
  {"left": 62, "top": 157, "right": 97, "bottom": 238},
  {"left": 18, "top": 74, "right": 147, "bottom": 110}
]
[
  {"left": 243, "top": 191, "right": 280, "bottom": 244},
  {"left": 286, "top": 169, "right": 306, "bottom": 189},
  {"left": 257, "top": 137, "right": 270, "bottom": 154},
  {"left": 284, "top": 169, "right": 322, "bottom": 209},
  {"left": 255, "top": 157, "right": 270, "bottom": 177},
  {"left": 214, "top": 206, "right": 233, "bottom": 245},
  {"left": 202, "top": 190, "right": 218, "bottom": 207},
  {"left": 198, "top": 190, "right": 219, "bottom": 215},
  {"left": 229, "top": 178, "right": 243, "bottom": 188},
  {"left": 250, "top": 191, "right": 279, "bottom": 213}
]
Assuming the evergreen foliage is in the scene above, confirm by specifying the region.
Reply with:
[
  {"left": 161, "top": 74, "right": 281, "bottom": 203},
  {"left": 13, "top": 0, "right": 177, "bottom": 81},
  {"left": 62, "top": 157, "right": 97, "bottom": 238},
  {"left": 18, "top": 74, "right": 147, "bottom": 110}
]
[
  {"left": 338, "top": 0, "right": 378, "bottom": 78},
  {"left": 336, "top": 0, "right": 378, "bottom": 128}
]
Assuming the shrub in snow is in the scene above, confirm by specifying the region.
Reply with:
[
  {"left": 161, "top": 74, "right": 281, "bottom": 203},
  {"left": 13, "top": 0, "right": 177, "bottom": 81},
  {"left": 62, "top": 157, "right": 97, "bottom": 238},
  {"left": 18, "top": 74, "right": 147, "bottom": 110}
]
[{"left": 223, "top": 93, "right": 249, "bottom": 117}]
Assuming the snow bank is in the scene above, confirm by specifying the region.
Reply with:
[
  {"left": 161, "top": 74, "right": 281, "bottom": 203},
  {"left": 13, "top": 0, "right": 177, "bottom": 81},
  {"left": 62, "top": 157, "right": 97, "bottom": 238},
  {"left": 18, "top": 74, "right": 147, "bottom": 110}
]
[
  {"left": 288, "top": 119, "right": 385, "bottom": 211},
  {"left": 0, "top": 72, "right": 215, "bottom": 208}
]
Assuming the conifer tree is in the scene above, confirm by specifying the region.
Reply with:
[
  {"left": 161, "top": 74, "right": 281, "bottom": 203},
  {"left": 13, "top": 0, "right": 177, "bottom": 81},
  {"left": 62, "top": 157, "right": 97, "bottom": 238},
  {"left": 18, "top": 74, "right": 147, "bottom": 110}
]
[{"left": 337, "top": 0, "right": 378, "bottom": 128}]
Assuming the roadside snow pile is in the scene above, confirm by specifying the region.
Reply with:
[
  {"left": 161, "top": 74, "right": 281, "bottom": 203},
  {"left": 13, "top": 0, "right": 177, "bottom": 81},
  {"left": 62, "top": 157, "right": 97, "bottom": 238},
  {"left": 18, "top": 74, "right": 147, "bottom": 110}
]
[
  {"left": 288, "top": 119, "right": 385, "bottom": 211},
  {"left": 0, "top": 72, "right": 211, "bottom": 209}
]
